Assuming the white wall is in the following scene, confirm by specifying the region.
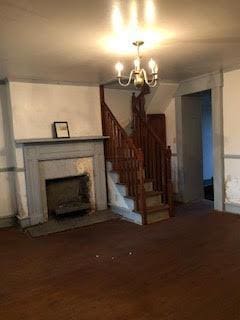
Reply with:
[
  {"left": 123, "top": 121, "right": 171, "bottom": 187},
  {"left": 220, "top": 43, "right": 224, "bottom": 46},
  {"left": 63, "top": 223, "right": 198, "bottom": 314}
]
[
  {"left": 104, "top": 88, "right": 133, "bottom": 130},
  {"left": 223, "top": 69, "right": 240, "bottom": 205},
  {"left": 9, "top": 82, "right": 102, "bottom": 139},
  {"left": 145, "top": 82, "right": 178, "bottom": 114},
  {"left": 0, "top": 85, "right": 16, "bottom": 218}
]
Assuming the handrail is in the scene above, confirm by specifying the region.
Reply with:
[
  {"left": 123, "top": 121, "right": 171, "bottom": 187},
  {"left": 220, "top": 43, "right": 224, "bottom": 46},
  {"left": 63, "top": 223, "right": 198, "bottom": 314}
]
[{"left": 100, "top": 85, "right": 146, "bottom": 221}]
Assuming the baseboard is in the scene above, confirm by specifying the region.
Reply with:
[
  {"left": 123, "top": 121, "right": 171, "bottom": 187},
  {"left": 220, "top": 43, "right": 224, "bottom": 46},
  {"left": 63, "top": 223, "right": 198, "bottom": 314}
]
[
  {"left": 17, "top": 215, "right": 31, "bottom": 228},
  {"left": 0, "top": 215, "right": 16, "bottom": 228}
]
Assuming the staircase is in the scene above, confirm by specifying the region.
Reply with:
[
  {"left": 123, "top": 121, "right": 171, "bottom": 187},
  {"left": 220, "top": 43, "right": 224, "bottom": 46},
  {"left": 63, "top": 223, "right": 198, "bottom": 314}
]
[{"left": 100, "top": 85, "right": 174, "bottom": 225}]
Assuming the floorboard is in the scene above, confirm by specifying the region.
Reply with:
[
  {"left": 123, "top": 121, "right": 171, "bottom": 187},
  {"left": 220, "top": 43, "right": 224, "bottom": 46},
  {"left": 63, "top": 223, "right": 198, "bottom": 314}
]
[{"left": 1, "top": 201, "right": 240, "bottom": 319}]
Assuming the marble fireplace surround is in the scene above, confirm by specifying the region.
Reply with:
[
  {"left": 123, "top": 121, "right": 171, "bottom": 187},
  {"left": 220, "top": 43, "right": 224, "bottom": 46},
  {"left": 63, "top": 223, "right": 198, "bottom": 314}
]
[{"left": 15, "top": 136, "right": 108, "bottom": 227}]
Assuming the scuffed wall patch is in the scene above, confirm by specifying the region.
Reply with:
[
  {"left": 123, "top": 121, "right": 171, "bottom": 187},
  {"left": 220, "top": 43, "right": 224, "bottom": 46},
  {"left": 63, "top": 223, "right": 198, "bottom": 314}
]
[{"left": 225, "top": 175, "right": 240, "bottom": 203}]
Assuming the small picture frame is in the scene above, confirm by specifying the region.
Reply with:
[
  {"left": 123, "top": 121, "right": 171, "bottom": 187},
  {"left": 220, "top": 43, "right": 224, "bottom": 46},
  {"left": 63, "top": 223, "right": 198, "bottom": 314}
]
[{"left": 53, "top": 121, "right": 70, "bottom": 138}]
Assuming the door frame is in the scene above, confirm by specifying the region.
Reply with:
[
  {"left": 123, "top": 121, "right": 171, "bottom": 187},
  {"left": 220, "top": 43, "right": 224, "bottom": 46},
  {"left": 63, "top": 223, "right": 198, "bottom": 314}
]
[{"left": 175, "top": 72, "right": 224, "bottom": 211}]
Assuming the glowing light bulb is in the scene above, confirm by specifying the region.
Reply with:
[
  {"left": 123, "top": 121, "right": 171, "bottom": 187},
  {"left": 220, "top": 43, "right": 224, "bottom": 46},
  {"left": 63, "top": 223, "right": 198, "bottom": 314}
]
[
  {"left": 115, "top": 62, "right": 123, "bottom": 77},
  {"left": 134, "top": 58, "right": 140, "bottom": 70},
  {"left": 148, "top": 59, "right": 156, "bottom": 72},
  {"left": 148, "top": 58, "right": 156, "bottom": 73}
]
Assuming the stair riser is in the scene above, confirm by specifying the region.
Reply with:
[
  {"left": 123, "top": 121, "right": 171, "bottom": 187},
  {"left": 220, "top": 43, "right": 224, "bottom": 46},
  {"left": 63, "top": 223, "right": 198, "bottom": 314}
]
[
  {"left": 144, "top": 182, "right": 153, "bottom": 192},
  {"left": 146, "top": 210, "right": 170, "bottom": 224},
  {"left": 124, "top": 197, "right": 135, "bottom": 211},
  {"left": 146, "top": 195, "right": 162, "bottom": 207}
]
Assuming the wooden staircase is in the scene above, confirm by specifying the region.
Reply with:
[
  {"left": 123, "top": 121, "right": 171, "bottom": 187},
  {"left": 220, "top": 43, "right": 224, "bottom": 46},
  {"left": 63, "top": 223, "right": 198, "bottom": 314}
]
[{"left": 100, "top": 85, "right": 174, "bottom": 225}]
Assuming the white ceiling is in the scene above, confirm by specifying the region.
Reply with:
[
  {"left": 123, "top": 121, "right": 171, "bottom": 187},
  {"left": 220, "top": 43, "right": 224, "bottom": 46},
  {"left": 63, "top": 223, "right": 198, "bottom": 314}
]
[{"left": 1, "top": 0, "right": 240, "bottom": 84}]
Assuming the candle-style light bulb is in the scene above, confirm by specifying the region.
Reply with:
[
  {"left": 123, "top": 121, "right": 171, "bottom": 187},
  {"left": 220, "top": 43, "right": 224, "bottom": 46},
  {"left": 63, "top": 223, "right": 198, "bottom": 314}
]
[
  {"left": 134, "top": 57, "right": 140, "bottom": 71},
  {"left": 148, "top": 58, "right": 156, "bottom": 74},
  {"left": 115, "top": 62, "right": 123, "bottom": 77}
]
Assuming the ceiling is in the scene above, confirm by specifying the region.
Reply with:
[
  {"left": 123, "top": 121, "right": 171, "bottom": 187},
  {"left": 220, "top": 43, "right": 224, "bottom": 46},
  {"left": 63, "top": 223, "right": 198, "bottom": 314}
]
[{"left": 1, "top": 0, "right": 240, "bottom": 84}]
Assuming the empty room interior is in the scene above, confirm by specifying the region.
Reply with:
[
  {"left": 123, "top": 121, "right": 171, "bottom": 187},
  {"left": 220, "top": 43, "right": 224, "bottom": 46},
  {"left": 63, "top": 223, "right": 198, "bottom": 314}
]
[{"left": 1, "top": 1, "right": 240, "bottom": 319}]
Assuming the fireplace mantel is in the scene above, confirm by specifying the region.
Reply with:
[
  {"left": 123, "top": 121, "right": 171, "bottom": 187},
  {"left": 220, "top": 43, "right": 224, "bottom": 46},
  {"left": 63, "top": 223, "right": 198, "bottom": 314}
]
[
  {"left": 15, "top": 136, "right": 108, "bottom": 227},
  {"left": 15, "top": 136, "right": 109, "bottom": 146}
]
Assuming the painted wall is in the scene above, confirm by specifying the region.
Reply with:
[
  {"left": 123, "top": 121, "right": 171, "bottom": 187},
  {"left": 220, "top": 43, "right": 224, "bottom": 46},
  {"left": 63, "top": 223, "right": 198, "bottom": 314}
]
[
  {"left": 0, "top": 84, "right": 16, "bottom": 218},
  {"left": 145, "top": 82, "right": 178, "bottom": 114},
  {"left": 104, "top": 88, "right": 133, "bottom": 130},
  {"left": 223, "top": 69, "right": 240, "bottom": 205},
  {"left": 9, "top": 82, "right": 102, "bottom": 139}
]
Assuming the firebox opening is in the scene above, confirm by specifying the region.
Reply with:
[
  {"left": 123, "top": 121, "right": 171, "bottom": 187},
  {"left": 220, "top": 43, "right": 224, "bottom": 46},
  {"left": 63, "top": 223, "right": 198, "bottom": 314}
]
[{"left": 46, "top": 174, "right": 91, "bottom": 219}]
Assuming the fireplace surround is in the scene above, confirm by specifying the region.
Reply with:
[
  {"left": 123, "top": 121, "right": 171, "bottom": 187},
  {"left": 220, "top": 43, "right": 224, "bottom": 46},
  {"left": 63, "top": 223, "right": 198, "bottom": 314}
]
[{"left": 15, "top": 136, "right": 108, "bottom": 227}]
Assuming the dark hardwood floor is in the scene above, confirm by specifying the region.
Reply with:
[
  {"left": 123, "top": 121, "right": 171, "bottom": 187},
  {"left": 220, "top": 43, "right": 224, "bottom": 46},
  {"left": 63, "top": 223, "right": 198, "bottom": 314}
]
[{"left": 1, "top": 201, "right": 240, "bottom": 319}]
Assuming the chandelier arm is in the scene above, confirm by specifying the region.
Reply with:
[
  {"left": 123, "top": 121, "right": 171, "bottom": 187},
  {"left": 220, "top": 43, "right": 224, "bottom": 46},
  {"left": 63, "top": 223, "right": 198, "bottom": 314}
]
[
  {"left": 141, "top": 69, "right": 158, "bottom": 87},
  {"left": 118, "top": 70, "right": 135, "bottom": 87}
]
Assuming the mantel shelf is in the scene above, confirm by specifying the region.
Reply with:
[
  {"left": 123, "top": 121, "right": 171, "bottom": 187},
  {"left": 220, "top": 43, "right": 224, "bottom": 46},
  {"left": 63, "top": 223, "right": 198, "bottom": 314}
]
[{"left": 15, "top": 136, "right": 109, "bottom": 145}]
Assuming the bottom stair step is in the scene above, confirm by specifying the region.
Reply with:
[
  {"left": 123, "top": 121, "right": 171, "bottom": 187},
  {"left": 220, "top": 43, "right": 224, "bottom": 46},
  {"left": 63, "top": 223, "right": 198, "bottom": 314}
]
[{"left": 146, "top": 204, "right": 170, "bottom": 224}]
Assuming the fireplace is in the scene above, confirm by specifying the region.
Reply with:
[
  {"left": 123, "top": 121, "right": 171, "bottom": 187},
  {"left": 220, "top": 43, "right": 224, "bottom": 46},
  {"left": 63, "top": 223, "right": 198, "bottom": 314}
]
[
  {"left": 14, "top": 137, "right": 108, "bottom": 227},
  {"left": 46, "top": 174, "right": 91, "bottom": 218}
]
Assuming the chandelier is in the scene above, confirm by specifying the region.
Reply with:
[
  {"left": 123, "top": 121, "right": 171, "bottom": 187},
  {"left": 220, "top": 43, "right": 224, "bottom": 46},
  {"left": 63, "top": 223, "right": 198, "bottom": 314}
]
[{"left": 115, "top": 41, "right": 158, "bottom": 88}]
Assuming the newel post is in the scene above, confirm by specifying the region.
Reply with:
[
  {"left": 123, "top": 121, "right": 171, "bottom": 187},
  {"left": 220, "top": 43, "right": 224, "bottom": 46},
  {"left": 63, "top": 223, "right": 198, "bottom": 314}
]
[{"left": 166, "top": 145, "right": 174, "bottom": 217}]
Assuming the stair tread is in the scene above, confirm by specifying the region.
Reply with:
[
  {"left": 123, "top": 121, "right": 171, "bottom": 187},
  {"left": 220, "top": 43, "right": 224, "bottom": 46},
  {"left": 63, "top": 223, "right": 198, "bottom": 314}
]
[
  {"left": 124, "top": 195, "right": 135, "bottom": 200},
  {"left": 146, "top": 204, "right": 169, "bottom": 213},
  {"left": 145, "top": 191, "right": 163, "bottom": 197}
]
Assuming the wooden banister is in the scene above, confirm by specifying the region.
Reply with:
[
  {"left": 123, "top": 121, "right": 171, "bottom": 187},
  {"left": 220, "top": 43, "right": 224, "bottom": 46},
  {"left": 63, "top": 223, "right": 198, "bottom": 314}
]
[
  {"left": 131, "top": 90, "right": 174, "bottom": 215},
  {"left": 100, "top": 85, "right": 146, "bottom": 221}
]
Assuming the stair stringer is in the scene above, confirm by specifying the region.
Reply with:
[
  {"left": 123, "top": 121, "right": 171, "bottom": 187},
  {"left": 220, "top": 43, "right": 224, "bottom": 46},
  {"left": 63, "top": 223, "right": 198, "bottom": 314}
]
[{"left": 106, "top": 161, "right": 143, "bottom": 225}]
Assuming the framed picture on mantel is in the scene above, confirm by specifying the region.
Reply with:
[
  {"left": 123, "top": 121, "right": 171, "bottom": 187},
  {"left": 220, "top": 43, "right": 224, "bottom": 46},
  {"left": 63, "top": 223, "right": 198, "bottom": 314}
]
[{"left": 53, "top": 121, "right": 70, "bottom": 138}]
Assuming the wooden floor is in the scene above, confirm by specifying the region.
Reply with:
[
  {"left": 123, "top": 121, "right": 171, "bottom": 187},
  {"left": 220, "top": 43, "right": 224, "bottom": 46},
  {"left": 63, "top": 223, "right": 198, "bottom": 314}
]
[{"left": 1, "top": 201, "right": 240, "bottom": 319}]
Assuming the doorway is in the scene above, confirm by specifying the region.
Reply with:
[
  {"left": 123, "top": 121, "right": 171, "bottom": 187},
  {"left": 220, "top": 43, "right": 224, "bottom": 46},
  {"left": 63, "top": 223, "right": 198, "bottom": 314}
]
[
  {"left": 181, "top": 90, "right": 214, "bottom": 203},
  {"left": 175, "top": 72, "right": 224, "bottom": 212}
]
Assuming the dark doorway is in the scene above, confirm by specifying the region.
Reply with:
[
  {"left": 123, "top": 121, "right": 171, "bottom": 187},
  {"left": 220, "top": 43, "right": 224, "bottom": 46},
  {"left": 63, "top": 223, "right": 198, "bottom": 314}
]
[
  {"left": 201, "top": 91, "right": 214, "bottom": 201},
  {"left": 147, "top": 114, "right": 166, "bottom": 147}
]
